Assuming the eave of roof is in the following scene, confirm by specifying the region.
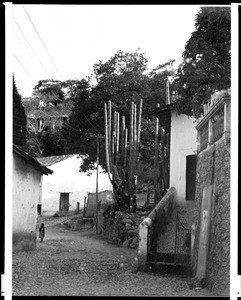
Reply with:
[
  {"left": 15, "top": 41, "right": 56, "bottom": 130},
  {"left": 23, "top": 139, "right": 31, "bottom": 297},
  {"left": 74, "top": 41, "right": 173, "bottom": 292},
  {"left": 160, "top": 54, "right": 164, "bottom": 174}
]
[
  {"left": 157, "top": 103, "right": 174, "bottom": 113},
  {"left": 13, "top": 145, "right": 53, "bottom": 175},
  {"left": 36, "top": 154, "right": 76, "bottom": 167}
]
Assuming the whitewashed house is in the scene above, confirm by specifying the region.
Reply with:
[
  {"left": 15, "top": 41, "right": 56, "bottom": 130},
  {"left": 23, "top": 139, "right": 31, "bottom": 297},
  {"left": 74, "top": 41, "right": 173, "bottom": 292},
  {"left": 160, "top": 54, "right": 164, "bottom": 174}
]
[
  {"left": 37, "top": 154, "right": 113, "bottom": 216},
  {"left": 158, "top": 103, "right": 197, "bottom": 203},
  {"left": 13, "top": 144, "right": 53, "bottom": 250}
]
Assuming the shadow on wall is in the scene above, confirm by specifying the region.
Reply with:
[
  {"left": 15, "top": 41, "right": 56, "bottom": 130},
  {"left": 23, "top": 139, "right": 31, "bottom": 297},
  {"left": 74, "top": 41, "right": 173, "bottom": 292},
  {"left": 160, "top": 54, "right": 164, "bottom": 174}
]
[{"left": 13, "top": 231, "right": 37, "bottom": 252}]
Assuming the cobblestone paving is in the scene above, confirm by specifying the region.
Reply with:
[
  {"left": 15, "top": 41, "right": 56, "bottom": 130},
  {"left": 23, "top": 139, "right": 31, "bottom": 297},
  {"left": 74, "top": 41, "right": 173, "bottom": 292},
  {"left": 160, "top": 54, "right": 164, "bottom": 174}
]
[{"left": 12, "top": 218, "right": 219, "bottom": 297}]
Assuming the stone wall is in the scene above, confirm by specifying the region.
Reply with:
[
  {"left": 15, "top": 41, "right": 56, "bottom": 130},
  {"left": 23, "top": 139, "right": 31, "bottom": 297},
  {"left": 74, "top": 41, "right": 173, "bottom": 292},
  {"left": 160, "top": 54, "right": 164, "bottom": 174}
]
[
  {"left": 99, "top": 210, "right": 144, "bottom": 249},
  {"left": 193, "top": 137, "right": 230, "bottom": 295}
]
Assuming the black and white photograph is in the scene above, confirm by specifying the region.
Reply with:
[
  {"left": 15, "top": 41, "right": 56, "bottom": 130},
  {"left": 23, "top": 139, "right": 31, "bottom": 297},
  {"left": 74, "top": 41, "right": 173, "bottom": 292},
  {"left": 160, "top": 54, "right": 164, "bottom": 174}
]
[{"left": 4, "top": 2, "right": 239, "bottom": 298}]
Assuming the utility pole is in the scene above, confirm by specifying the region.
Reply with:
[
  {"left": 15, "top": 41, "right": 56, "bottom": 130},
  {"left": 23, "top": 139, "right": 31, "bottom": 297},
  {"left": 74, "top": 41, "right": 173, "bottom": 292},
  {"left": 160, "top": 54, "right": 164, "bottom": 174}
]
[
  {"left": 129, "top": 101, "right": 134, "bottom": 212},
  {"left": 96, "top": 136, "right": 99, "bottom": 233},
  {"left": 90, "top": 133, "right": 104, "bottom": 234},
  {"left": 154, "top": 104, "right": 160, "bottom": 205}
]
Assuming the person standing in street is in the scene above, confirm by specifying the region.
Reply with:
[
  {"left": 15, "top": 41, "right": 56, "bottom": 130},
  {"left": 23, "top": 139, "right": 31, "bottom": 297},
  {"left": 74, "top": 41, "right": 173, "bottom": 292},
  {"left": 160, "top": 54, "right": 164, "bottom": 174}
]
[{"left": 39, "top": 223, "right": 45, "bottom": 242}]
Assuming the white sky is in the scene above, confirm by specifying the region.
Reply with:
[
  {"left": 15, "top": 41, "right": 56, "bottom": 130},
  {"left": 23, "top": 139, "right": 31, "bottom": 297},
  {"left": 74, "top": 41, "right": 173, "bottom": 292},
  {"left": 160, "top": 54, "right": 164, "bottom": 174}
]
[{"left": 12, "top": 4, "right": 202, "bottom": 97}]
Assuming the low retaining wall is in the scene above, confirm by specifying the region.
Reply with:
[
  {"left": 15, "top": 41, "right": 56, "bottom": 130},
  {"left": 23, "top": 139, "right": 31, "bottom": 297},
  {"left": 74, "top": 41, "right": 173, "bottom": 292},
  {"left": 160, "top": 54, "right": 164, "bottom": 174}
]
[
  {"left": 99, "top": 210, "right": 144, "bottom": 249},
  {"left": 137, "top": 187, "right": 177, "bottom": 270}
]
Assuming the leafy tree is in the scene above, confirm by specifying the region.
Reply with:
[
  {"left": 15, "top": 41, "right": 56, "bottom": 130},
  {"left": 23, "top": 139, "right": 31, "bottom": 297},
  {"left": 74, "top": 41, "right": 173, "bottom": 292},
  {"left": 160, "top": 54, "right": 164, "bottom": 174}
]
[
  {"left": 173, "top": 7, "right": 231, "bottom": 118},
  {"left": 33, "top": 79, "right": 65, "bottom": 106},
  {"left": 13, "top": 76, "right": 27, "bottom": 146},
  {"left": 41, "top": 130, "right": 65, "bottom": 156},
  {"left": 22, "top": 97, "right": 39, "bottom": 114},
  {"left": 63, "top": 50, "right": 176, "bottom": 174},
  {"left": 145, "top": 59, "right": 176, "bottom": 115},
  {"left": 24, "top": 104, "right": 68, "bottom": 157},
  {"left": 24, "top": 79, "right": 82, "bottom": 157},
  {"left": 62, "top": 50, "right": 152, "bottom": 172},
  {"left": 91, "top": 49, "right": 150, "bottom": 117},
  {"left": 61, "top": 78, "right": 102, "bottom": 173}
]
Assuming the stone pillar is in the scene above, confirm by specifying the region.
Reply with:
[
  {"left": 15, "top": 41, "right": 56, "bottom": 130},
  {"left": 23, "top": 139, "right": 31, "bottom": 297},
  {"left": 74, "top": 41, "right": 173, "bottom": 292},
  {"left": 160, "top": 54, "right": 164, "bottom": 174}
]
[
  {"left": 196, "top": 185, "right": 213, "bottom": 281},
  {"left": 197, "top": 131, "right": 200, "bottom": 153},
  {"left": 137, "top": 217, "right": 152, "bottom": 271},
  {"left": 223, "top": 101, "right": 230, "bottom": 139},
  {"left": 208, "top": 119, "right": 212, "bottom": 147},
  {"left": 191, "top": 224, "right": 196, "bottom": 270}
]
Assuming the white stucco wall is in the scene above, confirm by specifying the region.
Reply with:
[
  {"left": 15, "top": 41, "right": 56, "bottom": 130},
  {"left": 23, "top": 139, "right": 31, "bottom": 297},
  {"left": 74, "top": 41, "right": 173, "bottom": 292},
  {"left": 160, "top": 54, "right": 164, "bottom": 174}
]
[
  {"left": 41, "top": 155, "right": 112, "bottom": 215},
  {"left": 169, "top": 111, "right": 197, "bottom": 203},
  {"left": 13, "top": 154, "right": 42, "bottom": 232}
]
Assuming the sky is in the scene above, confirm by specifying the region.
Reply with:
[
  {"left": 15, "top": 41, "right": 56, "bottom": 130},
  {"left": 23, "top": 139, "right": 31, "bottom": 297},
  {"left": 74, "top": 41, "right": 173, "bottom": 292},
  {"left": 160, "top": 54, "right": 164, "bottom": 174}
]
[{"left": 12, "top": 4, "right": 202, "bottom": 97}]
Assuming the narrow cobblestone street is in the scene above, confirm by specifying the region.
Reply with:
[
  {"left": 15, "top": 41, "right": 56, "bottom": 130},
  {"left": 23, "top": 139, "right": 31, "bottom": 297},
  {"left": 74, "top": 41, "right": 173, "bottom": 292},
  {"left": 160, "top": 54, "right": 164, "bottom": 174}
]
[{"left": 12, "top": 217, "right": 219, "bottom": 297}]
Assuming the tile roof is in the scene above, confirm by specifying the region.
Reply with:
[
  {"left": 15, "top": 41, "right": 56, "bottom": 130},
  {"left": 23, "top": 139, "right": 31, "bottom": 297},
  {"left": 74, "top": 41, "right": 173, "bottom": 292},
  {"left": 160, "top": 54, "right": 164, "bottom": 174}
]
[
  {"left": 13, "top": 145, "right": 53, "bottom": 175},
  {"left": 36, "top": 154, "right": 76, "bottom": 167},
  {"left": 27, "top": 110, "right": 69, "bottom": 118}
]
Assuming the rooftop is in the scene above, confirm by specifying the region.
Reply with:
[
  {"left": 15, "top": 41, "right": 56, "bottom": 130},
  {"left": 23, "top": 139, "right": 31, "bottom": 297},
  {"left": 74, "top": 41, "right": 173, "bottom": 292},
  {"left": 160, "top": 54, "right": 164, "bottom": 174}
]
[
  {"left": 13, "top": 145, "right": 53, "bottom": 175},
  {"left": 36, "top": 154, "right": 76, "bottom": 167}
]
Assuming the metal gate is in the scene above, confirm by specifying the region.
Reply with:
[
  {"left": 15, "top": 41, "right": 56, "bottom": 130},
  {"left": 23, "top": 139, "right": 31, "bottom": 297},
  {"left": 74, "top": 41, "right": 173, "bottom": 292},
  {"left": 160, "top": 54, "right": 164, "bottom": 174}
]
[
  {"left": 147, "top": 211, "right": 191, "bottom": 268},
  {"left": 174, "top": 211, "right": 191, "bottom": 266}
]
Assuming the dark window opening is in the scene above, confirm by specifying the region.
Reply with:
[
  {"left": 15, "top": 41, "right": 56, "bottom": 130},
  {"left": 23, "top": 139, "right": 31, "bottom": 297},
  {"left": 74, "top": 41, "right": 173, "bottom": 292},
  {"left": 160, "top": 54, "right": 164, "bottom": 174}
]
[
  {"left": 37, "top": 204, "right": 42, "bottom": 215},
  {"left": 186, "top": 154, "right": 197, "bottom": 200}
]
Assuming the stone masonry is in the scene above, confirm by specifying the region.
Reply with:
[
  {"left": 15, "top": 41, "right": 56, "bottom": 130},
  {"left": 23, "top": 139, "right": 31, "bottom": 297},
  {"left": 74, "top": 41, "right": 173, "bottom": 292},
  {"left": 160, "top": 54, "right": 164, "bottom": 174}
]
[{"left": 193, "top": 137, "right": 230, "bottom": 295}]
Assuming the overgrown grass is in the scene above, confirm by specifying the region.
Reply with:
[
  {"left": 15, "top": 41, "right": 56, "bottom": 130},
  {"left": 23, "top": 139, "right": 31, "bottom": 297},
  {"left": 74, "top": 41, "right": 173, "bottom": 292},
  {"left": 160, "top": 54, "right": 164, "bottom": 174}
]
[{"left": 13, "top": 231, "right": 36, "bottom": 252}]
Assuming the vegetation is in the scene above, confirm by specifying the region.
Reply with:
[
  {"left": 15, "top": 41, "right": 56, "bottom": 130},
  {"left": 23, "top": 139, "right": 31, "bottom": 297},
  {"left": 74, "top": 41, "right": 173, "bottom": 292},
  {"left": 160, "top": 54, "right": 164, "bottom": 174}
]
[
  {"left": 21, "top": 6, "right": 231, "bottom": 173},
  {"left": 62, "top": 50, "right": 176, "bottom": 174},
  {"left": 13, "top": 76, "right": 27, "bottom": 147},
  {"left": 172, "top": 7, "right": 231, "bottom": 118}
]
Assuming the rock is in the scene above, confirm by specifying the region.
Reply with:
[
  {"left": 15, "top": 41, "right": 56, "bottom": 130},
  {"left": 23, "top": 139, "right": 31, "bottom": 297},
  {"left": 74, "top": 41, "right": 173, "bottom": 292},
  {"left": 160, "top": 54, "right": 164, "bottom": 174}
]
[
  {"left": 145, "top": 205, "right": 154, "bottom": 212},
  {"left": 122, "top": 218, "right": 134, "bottom": 225},
  {"left": 129, "top": 242, "right": 138, "bottom": 249},
  {"left": 127, "top": 229, "right": 139, "bottom": 236},
  {"left": 122, "top": 238, "right": 132, "bottom": 248},
  {"left": 132, "top": 236, "right": 139, "bottom": 244},
  {"left": 137, "top": 211, "right": 147, "bottom": 216},
  {"left": 125, "top": 223, "right": 132, "bottom": 229},
  {"left": 129, "top": 237, "right": 139, "bottom": 249}
]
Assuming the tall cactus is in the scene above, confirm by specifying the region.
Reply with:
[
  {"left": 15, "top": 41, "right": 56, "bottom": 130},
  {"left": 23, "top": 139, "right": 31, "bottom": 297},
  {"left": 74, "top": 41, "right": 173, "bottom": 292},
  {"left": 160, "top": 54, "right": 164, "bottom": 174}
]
[{"left": 104, "top": 99, "right": 143, "bottom": 212}]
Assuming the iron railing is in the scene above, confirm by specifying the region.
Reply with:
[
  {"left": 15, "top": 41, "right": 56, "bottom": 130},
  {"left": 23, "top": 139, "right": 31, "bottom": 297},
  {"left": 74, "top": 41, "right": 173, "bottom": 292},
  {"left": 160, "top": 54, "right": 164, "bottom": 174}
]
[
  {"left": 199, "top": 122, "right": 209, "bottom": 151},
  {"left": 174, "top": 212, "right": 191, "bottom": 266},
  {"left": 196, "top": 92, "right": 230, "bottom": 153},
  {"left": 210, "top": 106, "right": 224, "bottom": 144}
]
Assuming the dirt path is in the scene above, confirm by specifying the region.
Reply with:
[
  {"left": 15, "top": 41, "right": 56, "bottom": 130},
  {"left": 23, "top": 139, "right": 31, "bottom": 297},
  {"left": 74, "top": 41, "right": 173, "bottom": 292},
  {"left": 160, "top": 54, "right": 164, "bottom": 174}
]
[{"left": 12, "top": 218, "right": 218, "bottom": 296}]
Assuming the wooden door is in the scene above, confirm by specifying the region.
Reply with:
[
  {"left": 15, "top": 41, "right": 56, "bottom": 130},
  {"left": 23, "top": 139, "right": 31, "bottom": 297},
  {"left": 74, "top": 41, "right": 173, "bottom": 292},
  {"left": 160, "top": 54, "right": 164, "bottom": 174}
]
[
  {"left": 186, "top": 155, "right": 197, "bottom": 200},
  {"left": 59, "top": 193, "right": 69, "bottom": 213}
]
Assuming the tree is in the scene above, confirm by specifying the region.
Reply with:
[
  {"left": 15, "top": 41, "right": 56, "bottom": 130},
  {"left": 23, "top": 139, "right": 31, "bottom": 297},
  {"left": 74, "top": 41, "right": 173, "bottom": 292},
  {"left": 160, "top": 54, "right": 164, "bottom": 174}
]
[
  {"left": 173, "top": 7, "right": 231, "bottom": 118},
  {"left": 24, "top": 104, "right": 68, "bottom": 157},
  {"left": 33, "top": 79, "right": 65, "bottom": 106},
  {"left": 41, "top": 130, "right": 65, "bottom": 156},
  {"left": 145, "top": 59, "right": 176, "bottom": 116},
  {"left": 24, "top": 79, "right": 80, "bottom": 157},
  {"left": 63, "top": 50, "right": 177, "bottom": 174},
  {"left": 61, "top": 78, "right": 102, "bottom": 173},
  {"left": 13, "top": 76, "right": 27, "bottom": 146},
  {"left": 62, "top": 50, "right": 150, "bottom": 172}
]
